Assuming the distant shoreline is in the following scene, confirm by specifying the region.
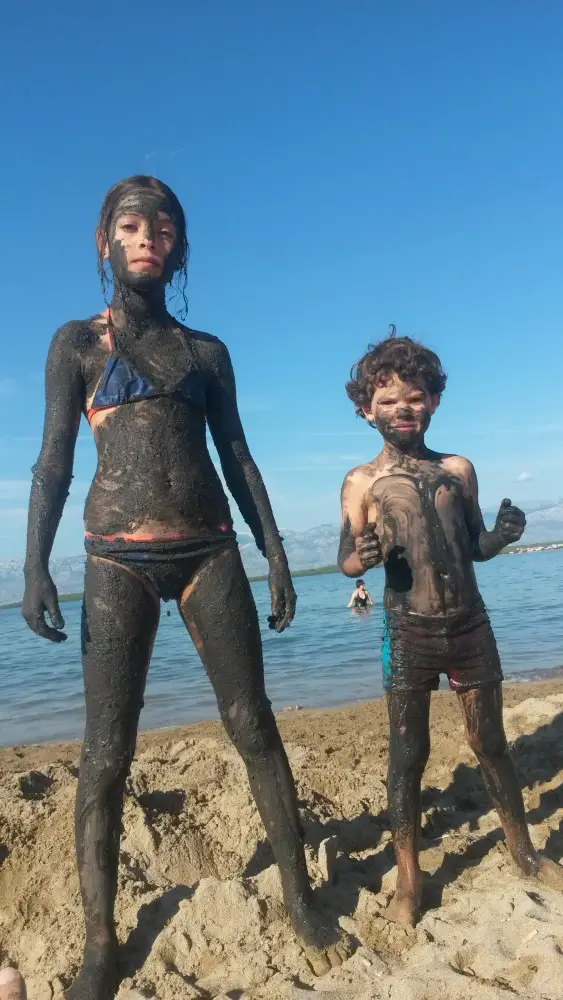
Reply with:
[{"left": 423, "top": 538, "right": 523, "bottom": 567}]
[
  {"left": 1, "top": 674, "right": 562, "bottom": 763},
  {"left": 1, "top": 541, "right": 562, "bottom": 611},
  {"left": 0, "top": 563, "right": 341, "bottom": 610}
]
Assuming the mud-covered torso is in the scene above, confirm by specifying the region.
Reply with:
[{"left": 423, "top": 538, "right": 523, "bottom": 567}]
[
  {"left": 78, "top": 317, "right": 232, "bottom": 538},
  {"left": 366, "top": 454, "right": 480, "bottom": 616}
]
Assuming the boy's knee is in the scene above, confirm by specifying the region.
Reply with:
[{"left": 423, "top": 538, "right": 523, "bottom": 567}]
[
  {"left": 390, "top": 731, "right": 430, "bottom": 775},
  {"left": 465, "top": 724, "right": 507, "bottom": 760}
]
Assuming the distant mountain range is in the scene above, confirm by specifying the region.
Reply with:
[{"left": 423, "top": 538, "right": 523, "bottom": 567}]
[{"left": 1, "top": 502, "right": 562, "bottom": 605}]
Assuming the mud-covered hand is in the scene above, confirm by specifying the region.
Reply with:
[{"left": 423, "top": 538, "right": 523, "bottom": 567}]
[
  {"left": 267, "top": 550, "right": 297, "bottom": 633},
  {"left": 22, "top": 569, "right": 67, "bottom": 642},
  {"left": 356, "top": 522, "right": 383, "bottom": 569},
  {"left": 494, "top": 498, "right": 526, "bottom": 545}
]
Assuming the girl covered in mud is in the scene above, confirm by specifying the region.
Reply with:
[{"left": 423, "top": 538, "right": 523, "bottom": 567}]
[{"left": 22, "top": 176, "right": 346, "bottom": 998}]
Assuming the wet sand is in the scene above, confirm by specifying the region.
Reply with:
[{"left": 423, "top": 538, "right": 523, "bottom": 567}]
[{"left": 1, "top": 681, "right": 563, "bottom": 998}]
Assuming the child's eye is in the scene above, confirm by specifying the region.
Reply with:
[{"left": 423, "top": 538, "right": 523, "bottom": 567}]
[{"left": 121, "top": 223, "right": 137, "bottom": 233}]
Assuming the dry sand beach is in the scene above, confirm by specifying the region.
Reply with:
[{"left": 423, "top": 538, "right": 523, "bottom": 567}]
[{"left": 1, "top": 681, "right": 563, "bottom": 1000}]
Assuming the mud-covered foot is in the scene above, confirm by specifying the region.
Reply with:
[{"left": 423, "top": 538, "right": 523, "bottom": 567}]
[
  {"left": 288, "top": 899, "right": 353, "bottom": 976},
  {"left": 386, "top": 870, "right": 423, "bottom": 927},
  {"left": 516, "top": 851, "right": 563, "bottom": 891},
  {"left": 0, "top": 968, "right": 27, "bottom": 1000},
  {"left": 65, "top": 934, "right": 119, "bottom": 1000}
]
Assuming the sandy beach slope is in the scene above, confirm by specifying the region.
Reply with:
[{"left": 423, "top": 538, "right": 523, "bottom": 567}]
[{"left": 1, "top": 680, "right": 563, "bottom": 999}]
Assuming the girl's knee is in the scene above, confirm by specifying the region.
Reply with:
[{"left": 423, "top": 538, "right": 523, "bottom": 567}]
[
  {"left": 80, "top": 740, "right": 134, "bottom": 796},
  {"left": 222, "top": 697, "right": 278, "bottom": 759}
]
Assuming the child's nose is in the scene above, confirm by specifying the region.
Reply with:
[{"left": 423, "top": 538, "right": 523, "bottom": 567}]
[{"left": 140, "top": 227, "right": 156, "bottom": 247}]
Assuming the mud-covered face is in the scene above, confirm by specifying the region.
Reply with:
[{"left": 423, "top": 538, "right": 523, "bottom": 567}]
[
  {"left": 363, "top": 372, "right": 438, "bottom": 448},
  {"left": 102, "top": 189, "right": 180, "bottom": 288}
]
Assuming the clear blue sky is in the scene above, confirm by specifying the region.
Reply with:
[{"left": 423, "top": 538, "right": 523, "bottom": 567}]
[{"left": 1, "top": 1, "right": 562, "bottom": 558}]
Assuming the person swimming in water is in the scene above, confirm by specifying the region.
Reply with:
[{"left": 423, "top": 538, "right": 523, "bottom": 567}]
[
  {"left": 347, "top": 579, "right": 374, "bottom": 609},
  {"left": 22, "top": 175, "right": 346, "bottom": 999}
]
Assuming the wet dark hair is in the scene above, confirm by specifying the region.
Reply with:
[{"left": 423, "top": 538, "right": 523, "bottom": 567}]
[
  {"left": 96, "top": 175, "right": 190, "bottom": 316},
  {"left": 346, "top": 325, "right": 447, "bottom": 418},
  {"left": 356, "top": 579, "right": 365, "bottom": 587}
]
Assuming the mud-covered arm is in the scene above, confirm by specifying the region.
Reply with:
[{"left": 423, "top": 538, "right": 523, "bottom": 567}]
[
  {"left": 205, "top": 341, "right": 283, "bottom": 558},
  {"left": 338, "top": 471, "right": 382, "bottom": 577},
  {"left": 206, "top": 341, "right": 296, "bottom": 632},
  {"left": 463, "top": 462, "right": 526, "bottom": 561},
  {"left": 24, "top": 326, "right": 83, "bottom": 574}
]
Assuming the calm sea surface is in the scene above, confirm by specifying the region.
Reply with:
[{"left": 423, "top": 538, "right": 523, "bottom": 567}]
[{"left": 1, "top": 550, "right": 562, "bottom": 747}]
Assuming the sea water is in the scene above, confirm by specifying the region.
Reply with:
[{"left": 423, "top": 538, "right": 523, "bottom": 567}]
[{"left": 1, "top": 550, "right": 562, "bottom": 747}]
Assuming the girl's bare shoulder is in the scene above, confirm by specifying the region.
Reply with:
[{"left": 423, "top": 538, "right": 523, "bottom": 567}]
[{"left": 49, "top": 313, "right": 107, "bottom": 355}]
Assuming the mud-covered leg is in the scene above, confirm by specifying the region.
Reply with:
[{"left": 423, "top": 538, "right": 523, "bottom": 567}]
[
  {"left": 458, "top": 682, "right": 563, "bottom": 890},
  {"left": 386, "top": 689, "right": 431, "bottom": 926},
  {"left": 66, "top": 557, "right": 160, "bottom": 1000},
  {"left": 179, "top": 545, "right": 350, "bottom": 972}
]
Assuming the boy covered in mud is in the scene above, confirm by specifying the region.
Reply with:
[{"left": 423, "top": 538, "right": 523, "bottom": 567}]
[{"left": 338, "top": 330, "right": 563, "bottom": 925}]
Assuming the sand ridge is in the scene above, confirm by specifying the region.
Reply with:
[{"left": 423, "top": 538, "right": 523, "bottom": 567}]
[{"left": 1, "top": 682, "right": 563, "bottom": 999}]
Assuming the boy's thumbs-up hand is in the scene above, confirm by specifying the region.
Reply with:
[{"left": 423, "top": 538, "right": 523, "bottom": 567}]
[
  {"left": 356, "top": 522, "right": 383, "bottom": 569},
  {"left": 494, "top": 498, "right": 526, "bottom": 545}
]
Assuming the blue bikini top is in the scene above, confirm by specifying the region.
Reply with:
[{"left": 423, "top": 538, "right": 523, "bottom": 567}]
[{"left": 87, "top": 317, "right": 205, "bottom": 422}]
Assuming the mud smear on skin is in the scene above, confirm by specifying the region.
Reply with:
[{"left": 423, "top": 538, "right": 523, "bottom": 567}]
[{"left": 370, "top": 459, "right": 477, "bottom": 617}]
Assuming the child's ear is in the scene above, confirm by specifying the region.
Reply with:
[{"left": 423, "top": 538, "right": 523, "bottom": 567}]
[
  {"left": 96, "top": 229, "right": 109, "bottom": 260},
  {"left": 429, "top": 394, "right": 440, "bottom": 414},
  {"left": 362, "top": 406, "right": 375, "bottom": 424}
]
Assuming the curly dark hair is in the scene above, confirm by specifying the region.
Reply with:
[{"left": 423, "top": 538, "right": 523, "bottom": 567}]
[
  {"left": 96, "top": 175, "right": 190, "bottom": 317},
  {"left": 346, "top": 326, "right": 447, "bottom": 418}
]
